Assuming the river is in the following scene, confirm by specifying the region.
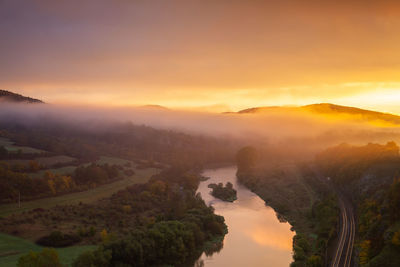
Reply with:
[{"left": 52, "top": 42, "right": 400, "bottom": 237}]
[{"left": 195, "top": 166, "right": 294, "bottom": 267}]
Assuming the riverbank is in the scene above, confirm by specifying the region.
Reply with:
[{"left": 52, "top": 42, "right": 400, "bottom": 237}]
[
  {"left": 196, "top": 166, "right": 294, "bottom": 267},
  {"left": 0, "top": 167, "right": 227, "bottom": 266},
  {"left": 236, "top": 163, "right": 339, "bottom": 266}
]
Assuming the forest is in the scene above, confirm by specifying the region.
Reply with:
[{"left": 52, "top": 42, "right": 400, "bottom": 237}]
[
  {"left": 0, "top": 162, "right": 120, "bottom": 203},
  {"left": 0, "top": 113, "right": 235, "bottom": 266},
  {"left": 1, "top": 167, "right": 227, "bottom": 266},
  {"left": 316, "top": 142, "right": 400, "bottom": 266},
  {"left": 236, "top": 146, "right": 340, "bottom": 267}
]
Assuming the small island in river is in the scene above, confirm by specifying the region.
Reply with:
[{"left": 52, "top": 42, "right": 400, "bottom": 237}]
[{"left": 208, "top": 182, "right": 237, "bottom": 202}]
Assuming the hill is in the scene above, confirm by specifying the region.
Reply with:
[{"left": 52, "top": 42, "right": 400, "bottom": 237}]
[
  {"left": 238, "top": 103, "right": 400, "bottom": 125},
  {"left": 0, "top": 90, "right": 44, "bottom": 104},
  {"left": 140, "top": 104, "right": 169, "bottom": 110}
]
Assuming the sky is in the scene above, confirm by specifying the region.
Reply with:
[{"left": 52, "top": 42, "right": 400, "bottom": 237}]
[{"left": 1, "top": 0, "right": 400, "bottom": 113}]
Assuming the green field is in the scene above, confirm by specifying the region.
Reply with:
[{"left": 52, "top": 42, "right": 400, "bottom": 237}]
[
  {"left": 95, "top": 156, "right": 134, "bottom": 166},
  {"left": 1, "top": 156, "right": 77, "bottom": 170},
  {"left": 30, "top": 156, "right": 136, "bottom": 178},
  {"left": 29, "top": 156, "right": 132, "bottom": 178},
  {"left": 0, "top": 137, "right": 45, "bottom": 154},
  {"left": 30, "top": 166, "right": 78, "bottom": 178},
  {"left": 0, "top": 167, "right": 159, "bottom": 217},
  {"left": 35, "top": 155, "right": 76, "bottom": 166},
  {"left": 0, "top": 137, "right": 13, "bottom": 147},
  {"left": 5, "top": 145, "right": 45, "bottom": 154},
  {"left": 0, "top": 159, "right": 31, "bottom": 167},
  {"left": 0, "top": 233, "right": 96, "bottom": 267}
]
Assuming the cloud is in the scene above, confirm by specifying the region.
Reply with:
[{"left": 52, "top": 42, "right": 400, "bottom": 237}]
[
  {"left": 1, "top": 101, "right": 400, "bottom": 150},
  {"left": 1, "top": 0, "right": 400, "bottom": 109}
]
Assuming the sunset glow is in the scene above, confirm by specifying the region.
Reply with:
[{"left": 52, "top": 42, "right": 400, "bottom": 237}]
[
  {"left": 1, "top": 1, "right": 400, "bottom": 112},
  {"left": 2, "top": 2, "right": 400, "bottom": 266}
]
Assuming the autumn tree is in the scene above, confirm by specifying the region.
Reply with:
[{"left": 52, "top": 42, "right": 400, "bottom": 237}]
[
  {"left": 18, "top": 248, "right": 62, "bottom": 267},
  {"left": 388, "top": 178, "right": 400, "bottom": 222}
]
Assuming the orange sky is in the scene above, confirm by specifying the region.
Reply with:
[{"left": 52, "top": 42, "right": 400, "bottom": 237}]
[{"left": 1, "top": 1, "right": 400, "bottom": 113}]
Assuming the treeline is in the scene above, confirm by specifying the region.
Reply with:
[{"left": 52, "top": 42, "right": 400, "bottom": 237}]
[
  {"left": 316, "top": 141, "right": 400, "bottom": 184},
  {"left": 0, "top": 145, "right": 51, "bottom": 161},
  {"left": 357, "top": 178, "right": 400, "bottom": 266},
  {"left": 6, "top": 167, "right": 227, "bottom": 266},
  {"left": 236, "top": 146, "right": 339, "bottom": 267},
  {"left": 316, "top": 141, "right": 400, "bottom": 266},
  {"left": 73, "top": 169, "right": 227, "bottom": 266},
  {"left": 0, "top": 163, "right": 119, "bottom": 203},
  {"left": 292, "top": 195, "right": 339, "bottom": 267},
  {"left": 0, "top": 118, "right": 238, "bottom": 166}
]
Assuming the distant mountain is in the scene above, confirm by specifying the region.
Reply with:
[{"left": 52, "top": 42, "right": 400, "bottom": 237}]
[
  {"left": 0, "top": 90, "right": 44, "bottom": 104},
  {"left": 140, "top": 104, "right": 169, "bottom": 111},
  {"left": 238, "top": 103, "right": 400, "bottom": 125}
]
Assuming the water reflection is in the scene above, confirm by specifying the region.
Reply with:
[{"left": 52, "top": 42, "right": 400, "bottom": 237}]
[{"left": 195, "top": 166, "right": 294, "bottom": 267}]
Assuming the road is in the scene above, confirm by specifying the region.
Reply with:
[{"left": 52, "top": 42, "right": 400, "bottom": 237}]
[{"left": 330, "top": 198, "right": 355, "bottom": 267}]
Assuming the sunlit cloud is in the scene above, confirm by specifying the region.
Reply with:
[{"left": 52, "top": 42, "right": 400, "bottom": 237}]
[{"left": 1, "top": 1, "right": 400, "bottom": 112}]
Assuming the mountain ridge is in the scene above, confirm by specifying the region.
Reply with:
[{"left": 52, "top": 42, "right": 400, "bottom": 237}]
[
  {"left": 0, "top": 90, "right": 44, "bottom": 104},
  {"left": 237, "top": 103, "right": 400, "bottom": 125}
]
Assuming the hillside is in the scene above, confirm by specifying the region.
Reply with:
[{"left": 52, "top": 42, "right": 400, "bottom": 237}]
[
  {"left": 316, "top": 142, "right": 400, "bottom": 267},
  {"left": 238, "top": 103, "right": 400, "bottom": 125},
  {"left": 0, "top": 90, "right": 44, "bottom": 104},
  {"left": 140, "top": 104, "right": 169, "bottom": 110}
]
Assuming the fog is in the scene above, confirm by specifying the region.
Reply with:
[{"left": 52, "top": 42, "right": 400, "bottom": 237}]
[{"left": 1, "top": 102, "right": 400, "bottom": 155}]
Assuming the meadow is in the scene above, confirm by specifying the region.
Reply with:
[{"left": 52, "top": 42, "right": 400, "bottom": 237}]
[
  {"left": 0, "top": 137, "right": 45, "bottom": 154},
  {"left": 0, "top": 233, "right": 96, "bottom": 267},
  {"left": 0, "top": 167, "right": 158, "bottom": 217}
]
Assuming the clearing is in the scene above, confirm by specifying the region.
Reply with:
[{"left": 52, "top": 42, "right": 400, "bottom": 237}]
[
  {"left": 0, "top": 233, "right": 95, "bottom": 267},
  {"left": 0, "top": 167, "right": 159, "bottom": 217}
]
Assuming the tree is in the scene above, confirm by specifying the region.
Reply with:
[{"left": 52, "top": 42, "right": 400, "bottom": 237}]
[
  {"left": 150, "top": 180, "right": 167, "bottom": 195},
  {"left": 236, "top": 146, "right": 257, "bottom": 173},
  {"left": 29, "top": 160, "right": 40, "bottom": 172},
  {"left": 0, "top": 146, "right": 7, "bottom": 158},
  {"left": 391, "top": 231, "right": 400, "bottom": 246},
  {"left": 359, "top": 240, "right": 371, "bottom": 265},
  {"left": 100, "top": 229, "right": 110, "bottom": 243},
  {"left": 388, "top": 178, "right": 400, "bottom": 222},
  {"left": 307, "top": 255, "right": 323, "bottom": 267},
  {"left": 226, "top": 182, "right": 233, "bottom": 190},
  {"left": 18, "top": 248, "right": 62, "bottom": 267},
  {"left": 73, "top": 248, "right": 111, "bottom": 267}
]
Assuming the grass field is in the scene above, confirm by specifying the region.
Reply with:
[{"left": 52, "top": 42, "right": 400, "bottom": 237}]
[
  {"left": 1, "top": 156, "right": 77, "bottom": 171},
  {"left": 0, "top": 233, "right": 96, "bottom": 267},
  {"left": 0, "top": 167, "right": 159, "bottom": 217},
  {"left": 29, "top": 156, "right": 132, "bottom": 178},
  {"left": 30, "top": 165, "right": 78, "bottom": 178},
  {"left": 0, "top": 159, "right": 31, "bottom": 167},
  {"left": 95, "top": 156, "right": 134, "bottom": 166},
  {"left": 5, "top": 145, "right": 45, "bottom": 154},
  {"left": 35, "top": 155, "right": 76, "bottom": 166},
  {"left": 0, "top": 137, "right": 45, "bottom": 154},
  {"left": 0, "top": 137, "right": 13, "bottom": 147}
]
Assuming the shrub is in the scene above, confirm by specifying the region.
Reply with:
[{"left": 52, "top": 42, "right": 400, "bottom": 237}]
[
  {"left": 18, "top": 248, "right": 61, "bottom": 267},
  {"left": 36, "top": 231, "right": 81, "bottom": 247},
  {"left": 73, "top": 247, "right": 112, "bottom": 267}
]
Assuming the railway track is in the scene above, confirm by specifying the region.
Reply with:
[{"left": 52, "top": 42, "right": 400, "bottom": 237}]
[{"left": 331, "top": 200, "right": 355, "bottom": 267}]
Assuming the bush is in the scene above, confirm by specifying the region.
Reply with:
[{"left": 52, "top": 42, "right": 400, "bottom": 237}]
[
  {"left": 73, "top": 247, "right": 112, "bottom": 267},
  {"left": 18, "top": 248, "right": 61, "bottom": 267},
  {"left": 36, "top": 231, "right": 81, "bottom": 247},
  {"left": 208, "top": 182, "right": 237, "bottom": 202}
]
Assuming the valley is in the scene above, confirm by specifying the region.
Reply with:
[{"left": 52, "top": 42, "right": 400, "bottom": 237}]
[
  {"left": 1, "top": 91, "right": 400, "bottom": 266},
  {"left": 2, "top": 3, "right": 400, "bottom": 265}
]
